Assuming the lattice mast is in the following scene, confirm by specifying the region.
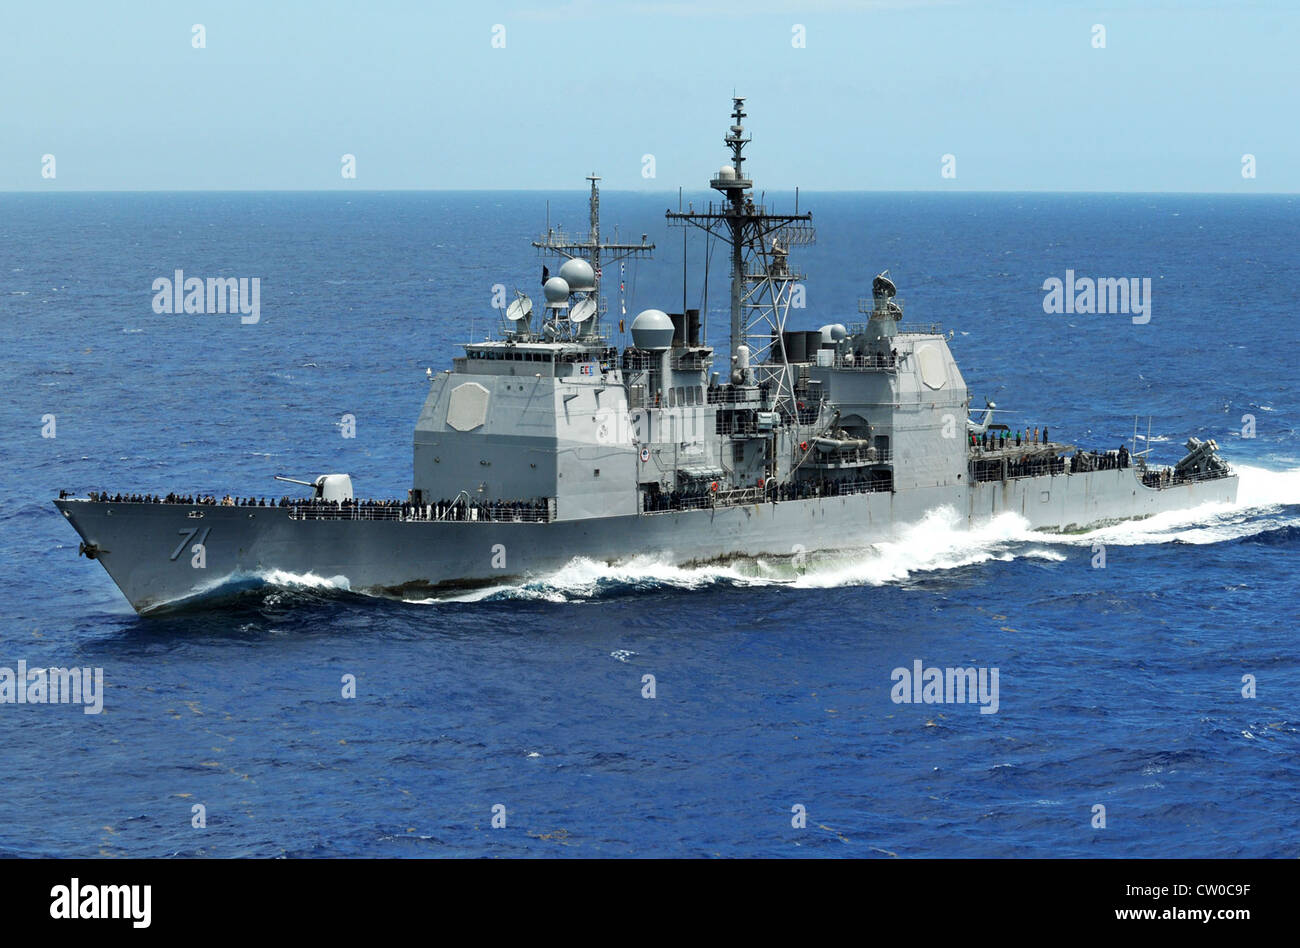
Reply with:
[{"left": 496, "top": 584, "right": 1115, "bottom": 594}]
[{"left": 666, "top": 97, "right": 815, "bottom": 375}]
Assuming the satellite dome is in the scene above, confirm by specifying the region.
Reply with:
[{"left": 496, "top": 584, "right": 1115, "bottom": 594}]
[
  {"left": 631, "top": 308, "right": 674, "bottom": 351},
  {"left": 820, "top": 323, "right": 848, "bottom": 344},
  {"left": 558, "top": 258, "right": 596, "bottom": 291},
  {"left": 718, "top": 165, "right": 736, "bottom": 180},
  {"left": 543, "top": 276, "right": 571, "bottom": 305}
]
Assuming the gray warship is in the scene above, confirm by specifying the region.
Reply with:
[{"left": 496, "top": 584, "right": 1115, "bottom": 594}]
[{"left": 57, "top": 98, "right": 1237, "bottom": 614}]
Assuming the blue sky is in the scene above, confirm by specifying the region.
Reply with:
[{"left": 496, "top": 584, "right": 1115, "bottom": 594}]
[{"left": 2, "top": 0, "right": 1295, "bottom": 192}]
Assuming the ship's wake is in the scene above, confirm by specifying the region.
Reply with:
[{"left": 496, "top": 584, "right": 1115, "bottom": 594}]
[
  {"left": 406, "top": 511, "right": 1065, "bottom": 604},
  {"left": 160, "top": 465, "right": 1299, "bottom": 610},
  {"left": 405, "top": 463, "right": 1300, "bottom": 604}
]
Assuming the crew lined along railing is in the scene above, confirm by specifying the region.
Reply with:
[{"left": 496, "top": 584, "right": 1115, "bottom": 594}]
[
  {"left": 74, "top": 493, "right": 556, "bottom": 522},
  {"left": 968, "top": 457, "right": 1066, "bottom": 483},
  {"left": 641, "top": 475, "right": 892, "bottom": 515},
  {"left": 288, "top": 501, "right": 552, "bottom": 523},
  {"left": 968, "top": 461, "right": 1233, "bottom": 487},
  {"left": 1141, "top": 466, "right": 1234, "bottom": 489}
]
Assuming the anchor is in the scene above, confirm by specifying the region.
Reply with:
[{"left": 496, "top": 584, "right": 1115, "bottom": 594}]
[{"left": 77, "top": 541, "right": 108, "bottom": 560}]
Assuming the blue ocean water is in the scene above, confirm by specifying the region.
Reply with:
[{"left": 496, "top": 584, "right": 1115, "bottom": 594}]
[{"left": 1, "top": 191, "right": 1297, "bottom": 857}]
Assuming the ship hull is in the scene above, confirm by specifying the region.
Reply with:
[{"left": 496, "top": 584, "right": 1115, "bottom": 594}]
[{"left": 56, "top": 466, "right": 1238, "bottom": 614}]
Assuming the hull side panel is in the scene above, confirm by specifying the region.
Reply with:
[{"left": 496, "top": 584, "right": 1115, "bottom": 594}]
[{"left": 56, "top": 467, "right": 1238, "bottom": 612}]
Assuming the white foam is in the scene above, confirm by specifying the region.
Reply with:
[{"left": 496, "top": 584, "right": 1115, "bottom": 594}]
[
  {"left": 253, "top": 568, "right": 352, "bottom": 590},
  {"left": 788, "top": 506, "right": 1032, "bottom": 589},
  {"left": 363, "top": 466, "right": 1300, "bottom": 604},
  {"left": 1029, "top": 464, "right": 1300, "bottom": 549},
  {"left": 139, "top": 566, "right": 352, "bottom": 612},
  {"left": 403, "top": 507, "right": 1043, "bottom": 603},
  {"left": 413, "top": 555, "right": 764, "bottom": 604},
  {"left": 1234, "top": 464, "right": 1300, "bottom": 510}
]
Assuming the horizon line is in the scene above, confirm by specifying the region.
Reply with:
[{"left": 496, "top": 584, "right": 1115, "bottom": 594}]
[{"left": 1, "top": 187, "right": 1293, "bottom": 196}]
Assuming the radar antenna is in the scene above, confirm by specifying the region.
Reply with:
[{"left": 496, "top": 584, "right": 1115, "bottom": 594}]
[
  {"left": 505, "top": 291, "right": 534, "bottom": 340},
  {"left": 666, "top": 96, "right": 816, "bottom": 410},
  {"left": 532, "top": 173, "right": 655, "bottom": 334}
]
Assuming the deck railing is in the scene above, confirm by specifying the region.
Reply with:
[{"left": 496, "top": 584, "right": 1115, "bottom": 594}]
[
  {"left": 640, "top": 476, "right": 891, "bottom": 515},
  {"left": 1142, "top": 467, "right": 1234, "bottom": 489},
  {"left": 830, "top": 354, "right": 897, "bottom": 371},
  {"left": 288, "top": 503, "right": 551, "bottom": 523}
]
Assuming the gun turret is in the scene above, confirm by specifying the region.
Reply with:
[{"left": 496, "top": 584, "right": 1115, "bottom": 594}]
[{"left": 274, "top": 474, "right": 355, "bottom": 502}]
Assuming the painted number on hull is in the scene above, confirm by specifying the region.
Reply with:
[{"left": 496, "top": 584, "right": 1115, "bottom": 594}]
[{"left": 171, "top": 526, "right": 210, "bottom": 561}]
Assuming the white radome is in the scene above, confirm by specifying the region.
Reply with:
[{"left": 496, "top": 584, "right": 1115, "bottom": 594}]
[
  {"left": 558, "top": 258, "right": 596, "bottom": 291},
  {"left": 543, "top": 276, "right": 571, "bottom": 304},
  {"left": 631, "top": 308, "right": 674, "bottom": 350},
  {"left": 820, "top": 323, "right": 848, "bottom": 344}
]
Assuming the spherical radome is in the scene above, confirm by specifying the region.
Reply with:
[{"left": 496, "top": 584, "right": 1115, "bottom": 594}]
[
  {"left": 820, "top": 323, "right": 848, "bottom": 343},
  {"left": 543, "top": 276, "right": 571, "bottom": 304},
  {"left": 631, "top": 308, "right": 674, "bottom": 350},
  {"left": 558, "top": 258, "right": 596, "bottom": 291}
]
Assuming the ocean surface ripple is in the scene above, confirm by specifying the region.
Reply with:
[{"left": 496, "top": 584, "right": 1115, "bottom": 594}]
[{"left": 2, "top": 192, "right": 1297, "bottom": 857}]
